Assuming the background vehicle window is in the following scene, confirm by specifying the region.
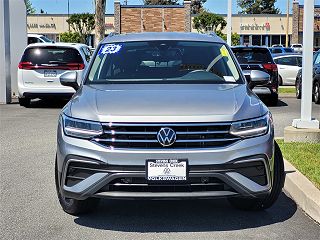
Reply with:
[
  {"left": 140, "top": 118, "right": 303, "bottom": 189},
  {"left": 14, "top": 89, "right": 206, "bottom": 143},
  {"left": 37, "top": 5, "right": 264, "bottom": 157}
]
[
  {"left": 232, "top": 48, "right": 273, "bottom": 64},
  {"left": 21, "top": 47, "right": 83, "bottom": 64},
  {"left": 88, "top": 41, "right": 241, "bottom": 84},
  {"left": 315, "top": 53, "right": 320, "bottom": 65},
  {"left": 40, "top": 36, "right": 53, "bottom": 43},
  {"left": 276, "top": 57, "right": 297, "bottom": 66},
  {"left": 284, "top": 48, "right": 294, "bottom": 53},
  {"left": 28, "top": 37, "right": 40, "bottom": 45},
  {"left": 81, "top": 47, "right": 92, "bottom": 62},
  {"left": 271, "top": 48, "right": 283, "bottom": 54}
]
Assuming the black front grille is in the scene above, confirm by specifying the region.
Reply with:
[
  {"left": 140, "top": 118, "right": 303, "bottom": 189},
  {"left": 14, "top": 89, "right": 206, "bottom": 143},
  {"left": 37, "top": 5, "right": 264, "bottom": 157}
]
[
  {"left": 99, "top": 177, "right": 233, "bottom": 193},
  {"left": 92, "top": 123, "right": 240, "bottom": 149},
  {"left": 64, "top": 160, "right": 267, "bottom": 188}
]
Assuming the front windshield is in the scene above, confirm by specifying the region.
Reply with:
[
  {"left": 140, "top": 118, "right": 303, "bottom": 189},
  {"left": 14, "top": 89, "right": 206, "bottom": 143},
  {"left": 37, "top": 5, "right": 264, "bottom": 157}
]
[
  {"left": 87, "top": 41, "right": 242, "bottom": 84},
  {"left": 40, "top": 36, "right": 53, "bottom": 43}
]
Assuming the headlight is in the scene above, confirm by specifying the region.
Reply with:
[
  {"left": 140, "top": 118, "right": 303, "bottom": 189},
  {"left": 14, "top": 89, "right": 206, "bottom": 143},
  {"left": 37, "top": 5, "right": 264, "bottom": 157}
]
[
  {"left": 230, "top": 113, "right": 271, "bottom": 138},
  {"left": 61, "top": 114, "right": 103, "bottom": 139}
]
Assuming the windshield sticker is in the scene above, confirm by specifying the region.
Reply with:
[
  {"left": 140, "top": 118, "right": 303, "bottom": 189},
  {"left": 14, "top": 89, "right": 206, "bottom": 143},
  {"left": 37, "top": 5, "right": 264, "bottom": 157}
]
[
  {"left": 220, "top": 46, "right": 229, "bottom": 57},
  {"left": 99, "top": 44, "right": 122, "bottom": 55}
]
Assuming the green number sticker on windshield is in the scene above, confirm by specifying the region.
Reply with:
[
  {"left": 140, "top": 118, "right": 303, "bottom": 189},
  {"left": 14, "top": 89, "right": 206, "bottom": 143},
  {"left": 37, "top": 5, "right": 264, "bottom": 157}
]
[{"left": 220, "top": 45, "right": 229, "bottom": 57}]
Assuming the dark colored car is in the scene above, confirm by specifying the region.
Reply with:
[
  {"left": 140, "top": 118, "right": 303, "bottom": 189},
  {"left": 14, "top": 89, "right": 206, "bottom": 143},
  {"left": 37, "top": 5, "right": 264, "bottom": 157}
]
[
  {"left": 269, "top": 47, "right": 294, "bottom": 54},
  {"left": 295, "top": 51, "right": 320, "bottom": 104},
  {"left": 232, "top": 46, "right": 279, "bottom": 106}
]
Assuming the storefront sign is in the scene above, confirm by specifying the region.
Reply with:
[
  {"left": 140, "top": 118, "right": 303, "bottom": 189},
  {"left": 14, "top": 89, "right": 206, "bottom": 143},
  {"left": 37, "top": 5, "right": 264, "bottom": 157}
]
[
  {"left": 27, "top": 23, "right": 56, "bottom": 30},
  {"left": 240, "top": 22, "right": 270, "bottom": 31}
]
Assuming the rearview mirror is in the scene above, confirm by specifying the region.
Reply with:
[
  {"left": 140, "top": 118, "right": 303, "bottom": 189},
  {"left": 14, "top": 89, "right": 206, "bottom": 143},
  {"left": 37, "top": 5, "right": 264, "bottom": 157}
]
[
  {"left": 243, "top": 70, "right": 270, "bottom": 89},
  {"left": 60, "top": 72, "right": 79, "bottom": 91}
]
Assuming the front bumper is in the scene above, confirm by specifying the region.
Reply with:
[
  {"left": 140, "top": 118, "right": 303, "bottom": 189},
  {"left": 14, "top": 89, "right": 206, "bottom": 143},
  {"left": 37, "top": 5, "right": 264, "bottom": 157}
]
[
  {"left": 18, "top": 85, "right": 75, "bottom": 98},
  {"left": 56, "top": 121, "right": 275, "bottom": 200}
]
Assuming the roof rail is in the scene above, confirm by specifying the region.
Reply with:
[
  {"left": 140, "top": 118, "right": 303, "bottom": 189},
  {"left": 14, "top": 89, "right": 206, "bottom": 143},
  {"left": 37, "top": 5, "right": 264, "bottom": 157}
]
[{"left": 207, "top": 32, "right": 218, "bottom": 38}]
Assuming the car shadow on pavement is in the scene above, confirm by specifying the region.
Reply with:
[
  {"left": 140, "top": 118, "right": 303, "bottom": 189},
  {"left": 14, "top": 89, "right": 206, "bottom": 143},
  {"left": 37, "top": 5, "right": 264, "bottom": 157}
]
[
  {"left": 74, "top": 192, "right": 297, "bottom": 232},
  {"left": 264, "top": 99, "right": 288, "bottom": 108},
  {"left": 28, "top": 99, "right": 69, "bottom": 109}
]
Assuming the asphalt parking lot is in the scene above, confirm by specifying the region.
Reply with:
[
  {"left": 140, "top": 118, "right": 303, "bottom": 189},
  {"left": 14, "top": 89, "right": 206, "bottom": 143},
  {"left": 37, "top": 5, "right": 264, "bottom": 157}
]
[{"left": 1, "top": 97, "right": 319, "bottom": 240}]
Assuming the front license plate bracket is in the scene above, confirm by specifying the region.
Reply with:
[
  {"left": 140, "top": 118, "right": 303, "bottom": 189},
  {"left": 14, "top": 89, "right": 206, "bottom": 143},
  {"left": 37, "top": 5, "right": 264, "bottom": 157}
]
[{"left": 146, "top": 159, "right": 188, "bottom": 182}]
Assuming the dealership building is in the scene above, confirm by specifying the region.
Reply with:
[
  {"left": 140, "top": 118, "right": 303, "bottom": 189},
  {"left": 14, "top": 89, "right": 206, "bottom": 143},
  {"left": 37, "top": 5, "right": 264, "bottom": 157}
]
[{"left": 26, "top": 0, "right": 320, "bottom": 48}]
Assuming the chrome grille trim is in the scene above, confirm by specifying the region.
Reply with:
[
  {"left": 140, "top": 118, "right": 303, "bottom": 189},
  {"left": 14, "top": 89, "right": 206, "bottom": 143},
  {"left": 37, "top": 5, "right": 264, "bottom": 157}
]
[
  {"left": 102, "top": 122, "right": 231, "bottom": 127},
  {"left": 104, "top": 131, "right": 158, "bottom": 135},
  {"left": 94, "top": 138, "right": 239, "bottom": 143},
  {"left": 93, "top": 122, "right": 240, "bottom": 149}
]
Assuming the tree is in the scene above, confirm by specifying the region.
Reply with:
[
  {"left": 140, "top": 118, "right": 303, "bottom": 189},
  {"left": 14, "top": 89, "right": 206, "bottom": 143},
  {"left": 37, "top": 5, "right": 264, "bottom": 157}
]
[
  {"left": 25, "top": 0, "right": 35, "bottom": 15},
  {"left": 95, "top": 0, "right": 106, "bottom": 47},
  {"left": 237, "top": 0, "right": 280, "bottom": 14},
  {"left": 217, "top": 32, "right": 240, "bottom": 46},
  {"left": 193, "top": 11, "right": 227, "bottom": 33},
  {"left": 144, "top": 0, "right": 179, "bottom": 5},
  {"left": 59, "top": 32, "right": 82, "bottom": 43},
  {"left": 66, "top": 13, "right": 95, "bottom": 44},
  {"left": 191, "top": 0, "right": 206, "bottom": 14}
]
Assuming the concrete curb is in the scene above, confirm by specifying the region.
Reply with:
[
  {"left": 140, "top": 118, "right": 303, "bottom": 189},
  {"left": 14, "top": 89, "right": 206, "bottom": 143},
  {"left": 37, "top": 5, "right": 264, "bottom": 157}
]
[
  {"left": 279, "top": 93, "right": 296, "bottom": 98},
  {"left": 284, "top": 159, "right": 320, "bottom": 223}
]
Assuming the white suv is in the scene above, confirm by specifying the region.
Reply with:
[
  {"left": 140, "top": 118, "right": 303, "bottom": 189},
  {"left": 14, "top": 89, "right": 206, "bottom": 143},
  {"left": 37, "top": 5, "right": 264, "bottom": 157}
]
[
  {"left": 18, "top": 43, "right": 92, "bottom": 107},
  {"left": 290, "top": 44, "right": 303, "bottom": 53},
  {"left": 27, "top": 34, "right": 54, "bottom": 44}
]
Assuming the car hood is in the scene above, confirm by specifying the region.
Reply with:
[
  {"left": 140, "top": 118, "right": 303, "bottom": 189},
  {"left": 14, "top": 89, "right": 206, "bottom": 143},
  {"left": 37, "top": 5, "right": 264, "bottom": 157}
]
[{"left": 65, "top": 84, "right": 267, "bottom": 123}]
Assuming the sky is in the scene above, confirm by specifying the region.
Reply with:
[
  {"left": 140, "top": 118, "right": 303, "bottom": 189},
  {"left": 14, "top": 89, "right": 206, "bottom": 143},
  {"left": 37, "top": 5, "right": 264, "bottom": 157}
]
[{"left": 30, "top": 0, "right": 320, "bottom": 15}]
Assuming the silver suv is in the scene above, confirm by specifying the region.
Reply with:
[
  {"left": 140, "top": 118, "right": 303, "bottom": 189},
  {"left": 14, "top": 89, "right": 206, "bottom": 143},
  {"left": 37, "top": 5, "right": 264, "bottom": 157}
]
[{"left": 55, "top": 32, "right": 285, "bottom": 215}]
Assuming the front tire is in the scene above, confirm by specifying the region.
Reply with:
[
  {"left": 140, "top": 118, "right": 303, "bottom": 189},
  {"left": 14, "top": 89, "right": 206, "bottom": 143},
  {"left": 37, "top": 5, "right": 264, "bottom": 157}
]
[
  {"left": 314, "top": 82, "right": 320, "bottom": 104},
  {"left": 18, "top": 97, "right": 31, "bottom": 107},
  {"left": 269, "top": 93, "right": 279, "bottom": 106},
  {"left": 279, "top": 76, "right": 283, "bottom": 86},
  {"left": 228, "top": 142, "right": 285, "bottom": 211},
  {"left": 55, "top": 158, "right": 100, "bottom": 215},
  {"left": 296, "top": 79, "right": 301, "bottom": 99}
]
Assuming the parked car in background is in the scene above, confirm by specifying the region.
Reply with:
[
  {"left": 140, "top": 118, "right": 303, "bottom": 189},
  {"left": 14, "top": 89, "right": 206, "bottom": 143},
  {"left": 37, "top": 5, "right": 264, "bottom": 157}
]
[
  {"left": 290, "top": 44, "right": 303, "bottom": 53},
  {"left": 272, "top": 44, "right": 284, "bottom": 48},
  {"left": 269, "top": 47, "right": 294, "bottom": 54},
  {"left": 232, "top": 46, "right": 279, "bottom": 106},
  {"left": 295, "top": 51, "right": 320, "bottom": 104},
  {"left": 273, "top": 53, "right": 302, "bottom": 85},
  {"left": 18, "top": 43, "right": 92, "bottom": 107},
  {"left": 28, "top": 34, "right": 54, "bottom": 45}
]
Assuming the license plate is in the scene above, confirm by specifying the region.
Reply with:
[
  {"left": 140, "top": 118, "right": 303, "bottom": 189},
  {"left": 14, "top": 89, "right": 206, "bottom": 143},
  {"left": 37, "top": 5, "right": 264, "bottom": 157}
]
[
  {"left": 44, "top": 70, "right": 57, "bottom": 77},
  {"left": 146, "top": 159, "right": 187, "bottom": 181}
]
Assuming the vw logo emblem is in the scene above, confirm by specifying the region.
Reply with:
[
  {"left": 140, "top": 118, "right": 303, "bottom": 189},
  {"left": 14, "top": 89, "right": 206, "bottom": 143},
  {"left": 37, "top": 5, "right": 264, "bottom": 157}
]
[{"left": 157, "top": 127, "right": 176, "bottom": 147}]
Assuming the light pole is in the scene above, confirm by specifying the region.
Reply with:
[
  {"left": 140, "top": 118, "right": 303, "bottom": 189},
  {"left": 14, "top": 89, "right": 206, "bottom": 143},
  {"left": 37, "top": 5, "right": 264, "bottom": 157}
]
[
  {"left": 292, "top": 0, "right": 319, "bottom": 129},
  {"left": 285, "top": 0, "right": 290, "bottom": 47},
  {"left": 67, "top": 0, "right": 70, "bottom": 31},
  {"left": 227, "top": 0, "right": 232, "bottom": 46}
]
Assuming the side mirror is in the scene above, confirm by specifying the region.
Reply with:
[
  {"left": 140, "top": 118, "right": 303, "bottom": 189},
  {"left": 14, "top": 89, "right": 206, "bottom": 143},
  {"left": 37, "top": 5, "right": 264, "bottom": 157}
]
[
  {"left": 60, "top": 72, "right": 79, "bottom": 91},
  {"left": 244, "top": 70, "right": 270, "bottom": 89}
]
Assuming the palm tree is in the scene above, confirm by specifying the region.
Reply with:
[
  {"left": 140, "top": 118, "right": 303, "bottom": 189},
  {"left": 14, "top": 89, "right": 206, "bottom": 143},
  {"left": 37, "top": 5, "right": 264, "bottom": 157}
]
[{"left": 94, "top": 0, "right": 106, "bottom": 47}]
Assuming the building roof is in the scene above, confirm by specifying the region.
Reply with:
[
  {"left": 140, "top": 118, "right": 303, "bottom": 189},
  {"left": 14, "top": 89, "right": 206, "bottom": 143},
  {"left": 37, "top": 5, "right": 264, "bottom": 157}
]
[{"left": 103, "top": 32, "right": 225, "bottom": 44}]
